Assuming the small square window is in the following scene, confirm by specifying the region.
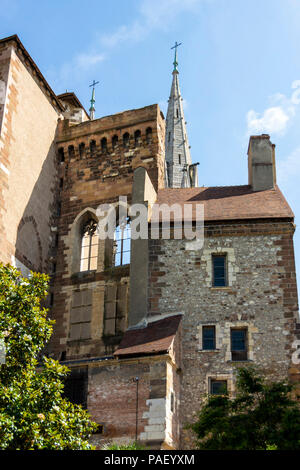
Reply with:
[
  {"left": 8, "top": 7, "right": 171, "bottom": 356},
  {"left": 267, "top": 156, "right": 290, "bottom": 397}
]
[
  {"left": 202, "top": 326, "right": 216, "bottom": 350},
  {"left": 212, "top": 255, "right": 227, "bottom": 287},
  {"left": 210, "top": 379, "right": 227, "bottom": 395},
  {"left": 231, "top": 328, "right": 248, "bottom": 361}
]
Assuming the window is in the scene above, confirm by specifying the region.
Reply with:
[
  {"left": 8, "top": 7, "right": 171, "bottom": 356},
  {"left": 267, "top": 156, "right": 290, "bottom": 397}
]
[
  {"left": 113, "top": 218, "right": 131, "bottom": 267},
  {"left": 59, "top": 177, "right": 63, "bottom": 189},
  {"left": 210, "top": 379, "right": 227, "bottom": 395},
  {"left": 231, "top": 328, "right": 248, "bottom": 361},
  {"left": 63, "top": 367, "right": 88, "bottom": 408},
  {"left": 212, "top": 255, "right": 227, "bottom": 287},
  {"left": 176, "top": 108, "right": 179, "bottom": 118},
  {"left": 68, "top": 145, "right": 75, "bottom": 159},
  {"left": 146, "top": 127, "right": 152, "bottom": 144},
  {"left": 203, "top": 326, "right": 216, "bottom": 350},
  {"left": 101, "top": 137, "right": 107, "bottom": 152},
  {"left": 90, "top": 140, "right": 96, "bottom": 156},
  {"left": 134, "top": 129, "right": 141, "bottom": 146},
  {"left": 79, "top": 142, "right": 85, "bottom": 158},
  {"left": 123, "top": 132, "right": 130, "bottom": 147},
  {"left": 178, "top": 154, "right": 181, "bottom": 165},
  {"left": 168, "top": 131, "right": 171, "bottom": 143},
  {"left": 112, "top": 135, "right": 118, "bottom": 149},
  {"left": 80, "top": 219, "right": 98, "bottom": 271},
  {"left": 58, "top": 147, "right": 65, "bottom": 162}
]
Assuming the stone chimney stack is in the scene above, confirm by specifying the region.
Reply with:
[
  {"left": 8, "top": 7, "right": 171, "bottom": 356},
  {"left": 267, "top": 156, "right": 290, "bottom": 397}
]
[{"left": 248, "top": 134, "right": 276, "bottom": 192}]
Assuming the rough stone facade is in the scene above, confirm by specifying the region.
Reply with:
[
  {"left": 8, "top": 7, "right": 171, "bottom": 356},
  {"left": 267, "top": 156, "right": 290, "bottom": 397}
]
[{"left": 148, "top": 221, "right": 299, "bottom": 448}]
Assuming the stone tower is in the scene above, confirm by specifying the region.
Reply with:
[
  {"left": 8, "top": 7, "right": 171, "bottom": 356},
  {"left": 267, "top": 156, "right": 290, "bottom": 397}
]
[{"left": 165, "top": 43, "right": 194, "bottom": 188}]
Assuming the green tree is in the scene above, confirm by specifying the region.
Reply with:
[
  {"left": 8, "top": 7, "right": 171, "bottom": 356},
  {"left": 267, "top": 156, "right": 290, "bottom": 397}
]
[
  {"left": 0, "top": 263, "right": 97, "bottom": 449},
  {"left": 189, "top": 367, "right": 300, "bottom": 450}
]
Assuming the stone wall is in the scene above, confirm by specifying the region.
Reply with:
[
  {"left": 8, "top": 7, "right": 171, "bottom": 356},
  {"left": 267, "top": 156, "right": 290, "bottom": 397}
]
[
  {"left": 0, "top": 41, "right": 59, "bottom": 273},
  {"left": 148, "top": 220, "right": 299, "bottom": 448},
  {"left": 86, "top": 356, "right": 168, "bottom": 448},
  {"left": 50, "top": 105, "right": 165, "bottom": 360}
]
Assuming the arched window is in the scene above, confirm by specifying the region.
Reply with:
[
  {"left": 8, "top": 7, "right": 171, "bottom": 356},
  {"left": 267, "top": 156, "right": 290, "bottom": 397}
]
[
  {"left": 68, "top": 145, "right": 75, "bottom": 159},
  {"left": 101, "top": 137, "right": 107, "bottom": 152},
  {"left": 146, "top": 127, "right": 152, "bottom": 144},
  {"left": 112, "top": 135, "right": 118, "bottom": 150},
  {"left": 134, "top": 129, "right": 141, "bottom": 146},
  {"left": 80, "top": 219, "right": 98, "bottom": 271},
  {"left": 90, "top": 140, "right": 96, "bottom": 156},
  {"left": 79, "top": 142, "right": 85, "bottom": 158},
  {"left": 123, "top": 132, "right": 130, "bottom": 147},
  {"left": 58, "top": 147, "right": 65, "bottom": 163},
  {"left": 113, "top": 218, "right": 131, "bottom": 267}
]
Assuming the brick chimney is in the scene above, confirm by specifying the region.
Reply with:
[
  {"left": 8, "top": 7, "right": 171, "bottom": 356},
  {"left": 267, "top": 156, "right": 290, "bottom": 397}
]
[{"left": 248, "top": 134, "right": 276, "bottom": 191}]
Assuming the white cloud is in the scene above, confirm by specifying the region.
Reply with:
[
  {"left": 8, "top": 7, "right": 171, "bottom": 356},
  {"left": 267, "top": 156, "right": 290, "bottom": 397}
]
[
  {"left": 75, "top": 53, "right": 105, "bottom": 69},
  {"left": 246, "top": 81, "right": 300, "bottom": 136},
  {"left": 53, "top": 0, "right": 204, "bottom": 90},
  {"left": 100, "top": 0, "right": 201, "bottom": 48}
]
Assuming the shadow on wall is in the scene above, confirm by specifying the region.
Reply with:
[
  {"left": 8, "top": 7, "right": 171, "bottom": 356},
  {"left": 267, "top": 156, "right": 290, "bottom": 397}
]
[{"left": 14, "top": 139, "right": 58, "bottom": 275}]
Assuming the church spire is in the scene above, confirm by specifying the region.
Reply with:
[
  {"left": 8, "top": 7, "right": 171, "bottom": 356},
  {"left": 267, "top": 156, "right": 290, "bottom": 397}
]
[
  {"left": 165, "top": 42, "right": 194, "bottom": 188},
  {"left": 89, "top": 80, "right": 99, "bottom": 120}
]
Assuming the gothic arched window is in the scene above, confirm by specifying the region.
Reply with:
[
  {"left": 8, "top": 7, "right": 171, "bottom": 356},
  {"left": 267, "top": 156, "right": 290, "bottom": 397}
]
[
  {"left": 123, "top": 132, "right": 130, "bottom": 147},
  {"left": 90, "top": 140, "right": 96, "bottom": 156},
  {"left": 134, "top": 129, "right": 141, "bottom": 146},
  {"left": 146, "top": 127, "right": 152, "bottom": 144},
  {"left": 113, "top": 218, "right": 131, "bottom": 267},
  {"left": 101, "top": 137, "right": 107, "bottom": 152},
  {"left": 68, "top": 145, "right": 75, "bottom": 159},
  {"left": 80, "top": 219, "right": 98, "bottom": 271},
  {"left": 79, "top": 142, "right": 85, "bottom": 158},
  {"left": 112, "top": 135, "right": 118, "bottom": 149}
]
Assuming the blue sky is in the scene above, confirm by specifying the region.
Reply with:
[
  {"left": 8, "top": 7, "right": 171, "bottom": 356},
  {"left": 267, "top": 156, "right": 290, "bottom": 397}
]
[{"left": 1, "top": 0, "right": 300, "bottom": 296}]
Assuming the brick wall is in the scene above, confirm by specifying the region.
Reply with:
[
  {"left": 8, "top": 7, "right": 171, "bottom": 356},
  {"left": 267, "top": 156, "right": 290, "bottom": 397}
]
[
  {"left": 50, "top": 105, "right": 166, "bottom": 360},
  {"left": 0, "top": 41, "right": 59, "bottom": 273}
]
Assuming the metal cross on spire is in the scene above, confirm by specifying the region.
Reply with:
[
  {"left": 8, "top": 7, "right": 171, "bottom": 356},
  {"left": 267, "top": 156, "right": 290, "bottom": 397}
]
[
  {"left": 171, "top": 41, "right": 182, "bottom": 72},
  {"left": 89, "top": 79, "right": 100, "bottom": 120}
]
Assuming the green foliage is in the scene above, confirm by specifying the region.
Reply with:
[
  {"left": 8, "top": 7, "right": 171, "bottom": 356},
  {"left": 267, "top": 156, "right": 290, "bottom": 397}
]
[
  {"left": 189, "top": 366, "right": 300, "bottom": 450},
  {"left": 101, "top": 441, "right": 145, "bottom": 450},
  {"left": 0, "top": 264, "right": 97, "bottom": 449}
]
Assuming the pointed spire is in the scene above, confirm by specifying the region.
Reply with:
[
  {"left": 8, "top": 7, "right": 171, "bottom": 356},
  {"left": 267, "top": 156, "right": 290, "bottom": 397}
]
[
  {"left": 89, "top": 80, "right": 99, "bottom": 120},
  {"left": 165, "top": 42, "right": 193, "bottom": 188},
  {"left": 171, "top": 41, "right": 181, "bottom": 72}
]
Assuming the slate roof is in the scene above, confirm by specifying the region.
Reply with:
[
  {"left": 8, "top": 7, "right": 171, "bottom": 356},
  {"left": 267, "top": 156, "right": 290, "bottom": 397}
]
[
  {"left": 114, "top": 315, "right": 182, "bottom": 357},
  {"left": 152, "top": 185, "right": 294, "bottom": 222}
]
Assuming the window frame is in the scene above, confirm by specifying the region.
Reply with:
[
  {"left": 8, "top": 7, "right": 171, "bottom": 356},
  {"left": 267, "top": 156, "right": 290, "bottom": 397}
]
[
  {"left": 210, "top": 379, "right": 228, "bottom": 396},
  {"left": 113, "top": 217, "right": 131, "bottom": 267},
  {"left": 80, "top": 219, "right": 98, "bottom": 272},
  {"left": 212, "top": 254, "right": 227, "bottom": 287},
  {"left": 230, "top": 327, "right": 248, "bottom": 361},
  {"left": 202, "top": 325, "right": 216, "bottom": 350}
]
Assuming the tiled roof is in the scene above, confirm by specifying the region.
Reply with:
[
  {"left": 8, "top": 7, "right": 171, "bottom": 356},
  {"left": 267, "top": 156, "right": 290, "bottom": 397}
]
[
  {"left": 152, "top": 185, "right": 294, "bottom": 222},
  {"left": 114, "top": 315, "right": 182, "bottom": 357}
]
